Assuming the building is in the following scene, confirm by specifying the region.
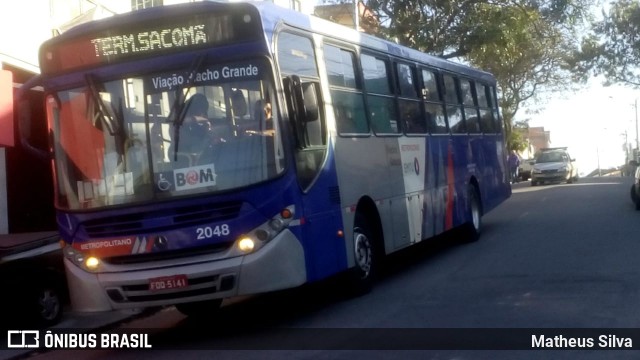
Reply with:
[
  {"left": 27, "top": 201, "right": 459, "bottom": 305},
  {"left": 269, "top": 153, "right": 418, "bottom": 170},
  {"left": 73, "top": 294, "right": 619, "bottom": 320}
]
[
  {"left": 314, "top": 1, "right": 378, "bottom": 33},
  {"left": 516, "top": 126, "right": 551, "bottom": 160}
]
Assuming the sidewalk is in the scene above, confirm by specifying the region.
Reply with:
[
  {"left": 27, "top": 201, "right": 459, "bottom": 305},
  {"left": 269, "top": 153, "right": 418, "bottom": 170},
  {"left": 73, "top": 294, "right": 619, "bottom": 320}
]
[{"left": 1, "top": 308, "right": 147, "bottom": 360}]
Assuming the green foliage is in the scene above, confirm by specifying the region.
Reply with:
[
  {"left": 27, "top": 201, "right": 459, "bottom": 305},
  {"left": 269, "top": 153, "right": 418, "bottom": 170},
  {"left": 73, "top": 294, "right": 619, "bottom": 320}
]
[
  {"left": 362, "top": 0, "right": 591, "bottom": 131},
  {"left": 571, "top": 0, "right": 640, "bottom": 86},
  {"left": 508, "top": 122, "right": 530, "bottom": 152}
]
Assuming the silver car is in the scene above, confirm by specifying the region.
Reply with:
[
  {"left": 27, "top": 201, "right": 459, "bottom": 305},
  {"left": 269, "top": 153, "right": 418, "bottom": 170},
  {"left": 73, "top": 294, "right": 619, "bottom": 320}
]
[{"left": 530, "top": 148, "right": 579, "bottom": 186}]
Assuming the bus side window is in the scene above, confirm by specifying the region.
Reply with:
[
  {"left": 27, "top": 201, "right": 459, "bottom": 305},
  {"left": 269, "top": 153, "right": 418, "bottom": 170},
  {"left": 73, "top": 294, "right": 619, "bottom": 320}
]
[
  {"left": 421, "top": 68, "right": 448, "bottom": 134},
  {"left": 461, "top": 79, "right": 481, "bottom": 134},
  {"left": 324, "top": 44, "right": 368, "bottom": 135},
  {"left": 476, "top": 83, "right": 495, "bottom": 133},
  {"left": 443, "top": 74, "right": 466, "bottom": 134},
  {"left": 397, "top": 63, "right": 425, "bottom": 135},
  {"left": 361, "top": 53, "right": 399, "bottom": 135},
  {"left": 488, "top": 86, "right": 502, "bottom": 132}
]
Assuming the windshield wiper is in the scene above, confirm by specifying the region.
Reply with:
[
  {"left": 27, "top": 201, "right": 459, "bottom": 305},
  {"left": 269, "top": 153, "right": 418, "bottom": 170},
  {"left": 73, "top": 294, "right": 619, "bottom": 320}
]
[
  {"left": 85, "top": 74, "right": 122, "bottom": 136},
  {"left": 168, "top": 55, "right": 206, "bottom": 161}
]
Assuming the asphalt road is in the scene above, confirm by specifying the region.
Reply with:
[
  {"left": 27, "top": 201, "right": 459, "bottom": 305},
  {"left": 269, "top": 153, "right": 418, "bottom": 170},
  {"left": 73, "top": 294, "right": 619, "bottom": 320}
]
[{"left": 19, "top": 176, "right": 640, "bottom": 359}]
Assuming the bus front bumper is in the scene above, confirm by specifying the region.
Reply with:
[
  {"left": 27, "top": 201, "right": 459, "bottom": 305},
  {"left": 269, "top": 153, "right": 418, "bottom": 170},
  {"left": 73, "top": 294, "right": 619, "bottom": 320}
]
[{"left": 65, "top": 229, "right": 307, "bottom": 312}]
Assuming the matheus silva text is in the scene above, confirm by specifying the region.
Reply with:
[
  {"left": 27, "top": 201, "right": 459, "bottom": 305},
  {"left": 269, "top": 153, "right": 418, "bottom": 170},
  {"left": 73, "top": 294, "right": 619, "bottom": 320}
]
[{"left": 532, "top": 334, "right": 632, "bottom": 348}]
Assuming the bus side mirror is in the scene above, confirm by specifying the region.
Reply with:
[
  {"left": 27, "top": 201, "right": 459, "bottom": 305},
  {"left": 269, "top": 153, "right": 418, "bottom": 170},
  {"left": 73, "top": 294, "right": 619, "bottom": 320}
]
[
  {"left": 290, "top": 75, "right": 319, "bottom": 122},
  {"left": 18, "top": 77, "right": 51, "bottom": 160},
  {"left": 300, "top": 82, "right": 319, "bottom": 122}
]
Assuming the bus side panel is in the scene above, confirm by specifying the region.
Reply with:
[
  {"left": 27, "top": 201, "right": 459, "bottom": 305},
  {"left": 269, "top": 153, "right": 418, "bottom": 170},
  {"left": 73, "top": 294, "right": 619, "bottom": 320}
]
[
  {"left": 480, "top": 133, "right": 511, "bottom": 213},
  {"left": 333, "top": 136, "right": 406, "bottom": 264},
  {"left": 448, "top": 136, "right": 468, "bottom": 229},
  {"left": 424, "top": 135, "right": 451, "bottom": 237}
]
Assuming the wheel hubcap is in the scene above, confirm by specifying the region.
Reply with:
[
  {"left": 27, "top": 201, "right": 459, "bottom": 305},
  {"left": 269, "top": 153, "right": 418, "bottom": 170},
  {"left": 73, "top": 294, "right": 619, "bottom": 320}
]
[
  {"left": 471, "top": 195, "right": 480, "bottom": 231},
  {"left": 39, "top": 289, "right": 61, "bottom": 321},
  {"left": 354, "top": 231, "right": 372, "bottom": 277}
]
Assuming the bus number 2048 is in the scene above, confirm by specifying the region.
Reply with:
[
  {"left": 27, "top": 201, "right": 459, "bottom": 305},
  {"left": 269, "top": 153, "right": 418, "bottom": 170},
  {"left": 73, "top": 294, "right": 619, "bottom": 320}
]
[{"left": 196, "top": 225, "right": 231, "bottom": 239}]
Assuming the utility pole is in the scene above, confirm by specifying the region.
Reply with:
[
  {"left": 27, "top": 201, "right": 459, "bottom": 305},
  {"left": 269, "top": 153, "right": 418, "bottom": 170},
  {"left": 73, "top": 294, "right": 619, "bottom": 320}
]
[
  {"left": 635, "top": 98, "right": 639, "bottom": 162},
  {"left": 353, "top": 0, "right": 360, "bottom": 30}
]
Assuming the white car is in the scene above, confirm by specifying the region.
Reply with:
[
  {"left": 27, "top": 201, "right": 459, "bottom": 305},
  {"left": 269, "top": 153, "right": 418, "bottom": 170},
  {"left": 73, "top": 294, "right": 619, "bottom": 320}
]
[{"left": 530, "top": 148, "right": 579, "bottom": 186}]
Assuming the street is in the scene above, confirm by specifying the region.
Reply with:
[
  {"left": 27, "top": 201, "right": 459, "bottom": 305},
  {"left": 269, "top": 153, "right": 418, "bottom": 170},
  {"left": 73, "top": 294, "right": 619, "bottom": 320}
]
[{"left": 17, "top": 177, "right": 640, "bottom": 359}]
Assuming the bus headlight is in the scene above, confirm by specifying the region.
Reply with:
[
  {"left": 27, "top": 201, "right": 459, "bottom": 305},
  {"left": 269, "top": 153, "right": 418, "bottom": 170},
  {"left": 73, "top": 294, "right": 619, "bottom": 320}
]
[
  {"left": 63, "top": 244, "right": 101, "bottom": 273},
  {"left": 85, "top": 256, "right": 100, "bottom": 270},
  {"left": 237, "top": 237, "right": 256, "bottom": 252},
  {"left": 230, "top": 205, "right": 296, "bottom": 256}
]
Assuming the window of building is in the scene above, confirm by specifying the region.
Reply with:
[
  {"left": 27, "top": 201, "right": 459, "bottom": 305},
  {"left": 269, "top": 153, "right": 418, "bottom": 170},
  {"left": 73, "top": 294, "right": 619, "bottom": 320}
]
[{"left": 131, "top": 0, "right": 163, "bottom": 11}]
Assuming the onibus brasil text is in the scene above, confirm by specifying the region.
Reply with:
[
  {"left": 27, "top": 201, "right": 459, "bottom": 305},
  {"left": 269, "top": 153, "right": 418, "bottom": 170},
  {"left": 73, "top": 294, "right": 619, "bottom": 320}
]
[{"left": 38, "top": 331, "right": 151, "bottom": 349}]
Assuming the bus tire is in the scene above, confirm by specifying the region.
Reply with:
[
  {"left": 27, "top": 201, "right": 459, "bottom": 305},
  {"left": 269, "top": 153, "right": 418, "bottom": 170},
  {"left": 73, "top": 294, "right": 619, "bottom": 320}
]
[
  {"left": 175, "top": 298, "right": 223, "bottom": 318},
  {"left": 464, "top": 185, "right": 482, "bottom": 242},
  {"left": 345, "top": 213, "right": 378, "bottom": 295},
  {"left": 632, "top": 185, "right": 640, "bottom": 211},
  {"left": 31, "top": 282, "right": 64, "bottom": 327}
]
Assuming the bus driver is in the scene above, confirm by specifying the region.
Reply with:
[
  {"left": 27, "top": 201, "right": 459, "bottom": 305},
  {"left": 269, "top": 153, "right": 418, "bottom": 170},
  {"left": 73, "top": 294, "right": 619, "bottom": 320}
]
[{"left": 170, "top": 93, "right": 214, "bottom": 162}]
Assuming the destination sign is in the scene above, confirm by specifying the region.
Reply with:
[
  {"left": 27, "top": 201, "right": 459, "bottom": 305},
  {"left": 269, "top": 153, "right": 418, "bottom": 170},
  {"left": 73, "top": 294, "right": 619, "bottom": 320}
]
[
  {"left": 40, "top": 8, "right": 261, "bottom": 75},
  {"left": 90, "top": 24, "right": 208, "bottom": 58}
]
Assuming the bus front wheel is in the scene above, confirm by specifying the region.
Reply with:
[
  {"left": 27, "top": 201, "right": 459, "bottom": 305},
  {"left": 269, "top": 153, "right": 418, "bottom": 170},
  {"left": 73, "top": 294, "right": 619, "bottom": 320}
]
[{"left": 345, "top": 213, "right": 379, "bottom": 295}]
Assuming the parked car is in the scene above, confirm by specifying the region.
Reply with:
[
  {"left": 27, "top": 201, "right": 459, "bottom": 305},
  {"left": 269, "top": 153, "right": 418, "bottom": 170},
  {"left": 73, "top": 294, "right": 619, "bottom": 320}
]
[
  {"left": 630, "top": 162, "right": 640, "bottom": 210},
  {"left": 530, "top": 147, "right": 579, "bottom": 186},
  {"left": 0, "top": 232, "right": 67, "bottom": 329},
  {"left": 518, "top": 158, "right": 534, "bottom": 181}
]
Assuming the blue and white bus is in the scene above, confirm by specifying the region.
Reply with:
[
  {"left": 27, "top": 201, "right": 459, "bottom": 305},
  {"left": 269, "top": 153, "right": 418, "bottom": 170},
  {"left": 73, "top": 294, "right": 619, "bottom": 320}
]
[{"left": 20, "top": 1, "right": 511, "bottom": 315}]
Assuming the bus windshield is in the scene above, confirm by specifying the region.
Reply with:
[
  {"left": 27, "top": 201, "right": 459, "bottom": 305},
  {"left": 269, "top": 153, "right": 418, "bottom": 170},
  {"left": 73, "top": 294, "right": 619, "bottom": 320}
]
[{"left": 49, "top": 59, "right": 283, "bottom": 210}]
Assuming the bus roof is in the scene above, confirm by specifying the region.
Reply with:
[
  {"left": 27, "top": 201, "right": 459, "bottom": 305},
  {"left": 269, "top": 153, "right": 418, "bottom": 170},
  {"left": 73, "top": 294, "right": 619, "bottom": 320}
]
[
  {"left": 251, "top": 1, "right": 496, "bottom": 83},
  {"left": 41, "top": 1, "right": 495, "bottom": 84}
]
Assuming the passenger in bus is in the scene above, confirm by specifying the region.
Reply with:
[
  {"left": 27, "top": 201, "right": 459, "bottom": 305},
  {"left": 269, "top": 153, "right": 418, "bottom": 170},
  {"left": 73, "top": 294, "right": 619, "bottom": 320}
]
[
  {"left": 245, "top": 99, "right": 274, "bottom": 136},
  {"left": 181, "top": 93, "right": 212, "bottom": 151}
]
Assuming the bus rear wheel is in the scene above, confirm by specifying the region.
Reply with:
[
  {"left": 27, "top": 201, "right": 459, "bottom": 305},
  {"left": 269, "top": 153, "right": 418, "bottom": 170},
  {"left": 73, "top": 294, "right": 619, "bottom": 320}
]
[
  {"left": 464, "top": 185, "right": 482, "bottom": 242},
  {"left": 175, "top": 299, "right": 223, "bottom": 318}
]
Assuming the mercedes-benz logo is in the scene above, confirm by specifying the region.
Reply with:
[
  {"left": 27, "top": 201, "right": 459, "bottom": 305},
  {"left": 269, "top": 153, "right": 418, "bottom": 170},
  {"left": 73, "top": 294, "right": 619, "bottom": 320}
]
[{"left": 154, "top": 235, "right": 169, "bottom": 251}]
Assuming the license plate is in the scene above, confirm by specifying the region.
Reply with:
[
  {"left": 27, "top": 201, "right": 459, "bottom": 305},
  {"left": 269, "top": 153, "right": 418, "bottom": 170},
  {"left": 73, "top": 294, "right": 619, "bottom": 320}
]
[{"left": 149, "top": 274, "right": 188, "bottom": 292}]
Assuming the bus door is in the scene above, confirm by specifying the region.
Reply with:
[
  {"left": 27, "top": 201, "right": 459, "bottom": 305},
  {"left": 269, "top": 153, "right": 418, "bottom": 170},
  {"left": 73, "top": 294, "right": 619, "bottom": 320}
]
[{"left": 277, "top": 31, "right": 345, "bottom": 281}]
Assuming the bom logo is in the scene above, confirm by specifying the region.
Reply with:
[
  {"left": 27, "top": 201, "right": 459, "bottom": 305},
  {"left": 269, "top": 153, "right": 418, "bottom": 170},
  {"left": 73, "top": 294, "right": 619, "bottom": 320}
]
[{"left": 175, "top": 165, "right": 216, "bottom": 190}]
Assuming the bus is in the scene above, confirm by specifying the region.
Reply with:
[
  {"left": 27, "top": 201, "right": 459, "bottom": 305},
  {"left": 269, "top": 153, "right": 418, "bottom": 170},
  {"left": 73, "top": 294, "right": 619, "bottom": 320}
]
[{"left": 19, "top": 1, "right": 511, "bottom": 315}]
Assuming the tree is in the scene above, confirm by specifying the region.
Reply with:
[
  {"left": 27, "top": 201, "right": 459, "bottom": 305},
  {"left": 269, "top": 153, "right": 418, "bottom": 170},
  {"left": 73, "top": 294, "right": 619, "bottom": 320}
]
[
  {"left": 510, "top": 120, "right": 532, "bottom": 152},
  {"left": 362, "top": 0, "right": 591, "bottom": 144},
  {"left": 570, "top": 0, "right": 640, "bottom": 86},
  {"left": 465, "top": 4, "right": 580, "bottom": 143}
]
